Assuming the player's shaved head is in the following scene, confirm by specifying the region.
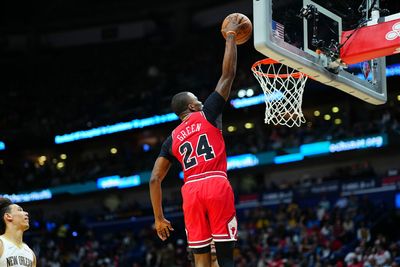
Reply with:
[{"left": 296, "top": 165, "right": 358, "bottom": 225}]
[
  {"left": 0, "top": 197, "right": 12, "bottom": 234},
  {"left": 171, "top": 92, "right": 193, "bottom": 116}
]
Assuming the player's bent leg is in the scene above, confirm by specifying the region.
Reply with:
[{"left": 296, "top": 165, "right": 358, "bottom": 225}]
[
  {"left": 192, "top": 245, "right": 211, "bottom": 267},
  {"left": 214, "top": 241, "right": 235, "bottom": 267},
  {"left": 211, "top": 241, "right": 220, "bottom": 267}
]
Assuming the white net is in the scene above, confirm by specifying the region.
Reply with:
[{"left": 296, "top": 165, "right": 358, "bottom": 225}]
[{"left": 251, "top": 59, "right": 308, "bottom": 127}]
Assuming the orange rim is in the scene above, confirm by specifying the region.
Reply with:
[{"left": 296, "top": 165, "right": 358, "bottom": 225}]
[{"left": 251, "top": 58, "right": 307, "bottom": 79}]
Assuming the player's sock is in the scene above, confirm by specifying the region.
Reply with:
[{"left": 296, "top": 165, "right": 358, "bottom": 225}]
[{"left": 215, "top": 241, "right": 235, "bottom": 267}]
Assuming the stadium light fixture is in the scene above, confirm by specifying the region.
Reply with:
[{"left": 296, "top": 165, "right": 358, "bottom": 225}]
[
  {"left": 227, "top": 126, "right": 236, "bottom": 132},
  {"left": 332, "top": 107, "right": 339, "bottom": 113},
  {"left": 238, "top": 89, "right": 246, "bottom": 98},
  {"left": 324, "top": 114, "right": 331, "bottom": 120},
  {"left": 244, "top": 122, "right": 254, "bottom": 129}
]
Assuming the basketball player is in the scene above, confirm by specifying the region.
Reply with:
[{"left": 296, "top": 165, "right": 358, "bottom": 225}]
[
  {"left": 149, "top": 16, "right": 243, "bottom": 267},
  {"left": 0, "top": 198, "right": 36, "bottom": 267}
]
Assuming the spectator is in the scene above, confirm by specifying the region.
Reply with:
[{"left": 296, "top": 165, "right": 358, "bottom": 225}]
[
  {"left": 374, "top": 244, "right": 391, "bottom": 266},
  {"left": 357, "top": 222, "right": 371, "bottom": 243},
  {"left": 335, "top": 194, "right": 348, "bottom": 210},
  {"left": 344, "top": 246, "right": 363, "bottom": 267}
]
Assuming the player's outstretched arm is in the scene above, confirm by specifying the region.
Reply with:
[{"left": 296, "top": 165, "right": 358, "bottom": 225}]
[
  {"left": 149, "top": 156, "right": 174, "bottom": 240},
  {"left": 215, "top": 16, "right": 242, "bottom": 101},
  {"left": 215, "top": 21, "right": 238, "bottom": 101}
]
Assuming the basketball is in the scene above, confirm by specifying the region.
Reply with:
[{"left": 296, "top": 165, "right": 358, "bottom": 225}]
[{"left": 221, "top": 13, "right": 252, "bottom": 45}]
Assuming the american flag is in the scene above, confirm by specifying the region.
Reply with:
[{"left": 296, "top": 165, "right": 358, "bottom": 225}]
[
  {"left": 362, "top": 61, "right": 371, "bottom": 79},
  {"left": 272, "top": 20, "right": 285, "bottom": 40}
]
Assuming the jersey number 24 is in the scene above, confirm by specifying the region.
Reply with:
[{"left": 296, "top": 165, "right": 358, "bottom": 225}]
[{"left": 179, "top": 134, "right": 215, "bottom": 170}]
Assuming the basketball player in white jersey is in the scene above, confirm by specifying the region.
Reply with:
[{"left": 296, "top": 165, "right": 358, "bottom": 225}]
[{"left": 0, "top": 197, "right": 36, "bottom": 267}]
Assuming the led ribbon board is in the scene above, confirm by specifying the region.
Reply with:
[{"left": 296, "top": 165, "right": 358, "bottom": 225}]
[
  {"left": 0, "top": 190, "right": 52, "bottom": 203},
  {"left": 55, "top": 113, "right": 178, "bottom": 144}
]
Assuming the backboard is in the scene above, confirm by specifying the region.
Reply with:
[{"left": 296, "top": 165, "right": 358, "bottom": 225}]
[{"left": 253, "top": 0, "right": 388, "bottom": 105}]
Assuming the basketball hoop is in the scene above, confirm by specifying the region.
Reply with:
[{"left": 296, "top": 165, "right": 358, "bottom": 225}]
[{"left": 251, "top": 58, "right": 308, "bottom": 127}]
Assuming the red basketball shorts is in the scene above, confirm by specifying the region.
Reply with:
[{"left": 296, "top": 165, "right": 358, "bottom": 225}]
[{"left": 181, "top": 171, "right": 237, "bottom": 248}]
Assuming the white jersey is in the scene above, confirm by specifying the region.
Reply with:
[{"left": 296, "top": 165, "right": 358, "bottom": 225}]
[{"left": 0, "top": 236, "right": 34, "bottom": 267}]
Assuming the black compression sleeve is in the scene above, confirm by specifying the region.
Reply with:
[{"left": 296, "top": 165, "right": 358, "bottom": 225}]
[
  {"left": 158, "top": 136, "right": 174, "bottom": 162},
  {"left": 203, "top": 92, "right": 226, "bottom": 128}
]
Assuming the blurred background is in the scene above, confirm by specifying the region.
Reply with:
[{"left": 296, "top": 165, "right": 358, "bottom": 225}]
[{"left": 1, "top": 0, "right": 400, "bottom": 266}]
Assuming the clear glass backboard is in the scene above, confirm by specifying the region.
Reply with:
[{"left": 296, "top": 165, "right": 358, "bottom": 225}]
[{"left": 253, "top": 0, "right": 388, "bottom": 105}]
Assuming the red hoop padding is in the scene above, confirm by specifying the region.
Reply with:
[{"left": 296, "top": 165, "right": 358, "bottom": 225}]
[
  {"left": 340, "top": 18, "right": 400, "bottom": 65},
  {"left": 251, "top": 58, "right": 306, "bottom": 79}
]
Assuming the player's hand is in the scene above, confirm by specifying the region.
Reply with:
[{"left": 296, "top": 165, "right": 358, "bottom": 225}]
[
  {"left": 221, "top": 13, "right": 246, "bottom": 36},
  {"left": 155, "top": 218, "right": 174, "bottom": 241}
]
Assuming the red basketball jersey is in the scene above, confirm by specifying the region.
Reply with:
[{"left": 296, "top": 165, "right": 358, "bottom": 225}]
[{"left": 171, "top": 111, "right": 227, "bottom": 183}]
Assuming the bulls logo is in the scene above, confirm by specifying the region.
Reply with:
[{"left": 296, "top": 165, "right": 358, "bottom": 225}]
[
  {"left": 385, "top": 22, "right": 400, "bottom": 41},
  {"left": 227, "top": 216, "right": 238, "bottom": 239}
]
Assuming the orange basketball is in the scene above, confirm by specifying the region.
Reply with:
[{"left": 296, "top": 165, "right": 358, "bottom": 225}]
[{"left": 221, "top": 13, "right": 252, "bottom": 45}]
